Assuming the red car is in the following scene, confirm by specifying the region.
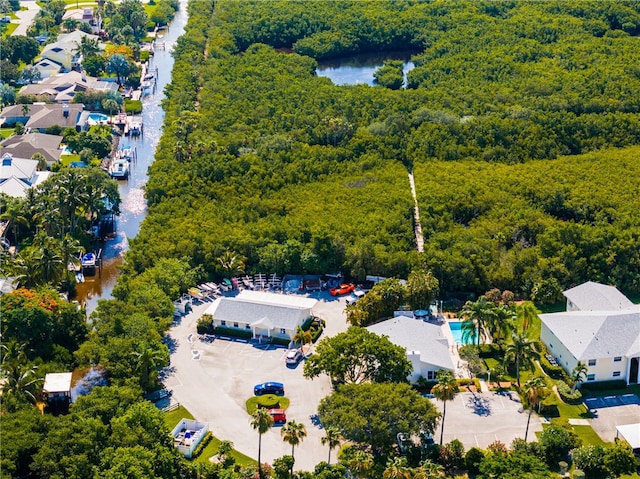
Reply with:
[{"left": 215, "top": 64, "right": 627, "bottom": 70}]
[
  {"left": 330, "top": 283, "right": 355, "bottom": 296},
  {"left": 268, "top": 408, "right": 286, "bottom": 425}
]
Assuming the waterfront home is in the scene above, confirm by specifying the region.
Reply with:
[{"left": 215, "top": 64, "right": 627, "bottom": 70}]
[
  {"left": 0, "top": 103, "right": 85, "bottom": 132},
  {"left": 41, "top": 30, "right": 101, "bottom": 71},
  {"left": 19, "top": 71, "right": 119, "bottom": 103},
  {"left": 0, "top": 133, "right": 62, "bottom": 168},
  {"left": 0, "top": 154, "right": 51, "bottom": 198}
]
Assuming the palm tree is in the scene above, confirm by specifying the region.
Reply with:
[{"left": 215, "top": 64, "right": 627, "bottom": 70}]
[
  {"left": 516, "top": 301, "right": 539, "bottom": 333},
  {"left": 216, "top": 439, "right": 234, "bottom": 464},
  {"left": 459, "top": 296, "right": 497, "bottom": 345},
  {"left": 431, "top": 370, "right": 458, "bottom": 445},
  {"left": 417, "top": 461, "right": 445, "bottom": 479},
  {"left": 488, "top": 304, "right": 514, "bottom": 346},
  {"left": 503, "top": 331, "right": 538, "bottom": 387},
  {"left": 292, "top": 326, "right": 313, "bottom": 354},
  {"left": 250, "top": 408, "right": 273, "bottom": 479},
  {"left": 281, "top": 420, "right": 307, "bottom": 477},
  {"left": 321, "top": 427, "right": 342, "bottom": 465},
  {"left": 0, "top": 196, "right": 28, "bottom": 246},
  {"left": 218, "top": 250, "right": 246, "bottom": 278},
  {"left": 571, "top": 361, "right": 588, "bottom": 393},
  {"left": 383, "top": 457, "right": 412, "bottom": 479},
  {"left": 1, "top": 343, "right": 42, "bottom": 409},
  {"left": 131, "top": 344, "right": 167, "bottom": 391},
  {"left": 32, "top": 232, "right": 65, "bottom": 286},
  {"left": 341, "top": 448, "right": 374, "bottom": 479},
  {"left": 523, "top": 376, "right": 546, "bottom": 441},
  {"left": 106, "top": 53, "right": 131, "bottom": 86}
]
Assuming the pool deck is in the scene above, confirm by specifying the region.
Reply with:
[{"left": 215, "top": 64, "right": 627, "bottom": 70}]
[{"left": 439, "top": 314, "right": 468, "bottom": 379}]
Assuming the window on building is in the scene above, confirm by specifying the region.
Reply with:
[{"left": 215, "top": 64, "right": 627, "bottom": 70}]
[
  {"left": 427, "top": 371, "right": 435, "bottom": 380},
  {"left": 550, "top": 344, "right": 553, "bottom": 349},
  {"left": 221, "top": 320, "right": 226, "bottom": 326},
  {"left": 588, "top": 359, "right": 596, "bottom": 366},
  {"left": 587, "top": 374, "right": 595, "bottom": 381},
  {"left": 233, "top": 322, "right": 239, "bottom": 328},
  {"left": 245, "top": 324, "right": 251, "bottom": 330},
  {"left": 614, "top": 356, "right": 622, "bottom": 362},
  {"left": 612, "top": 371, "right": 621, "bottom": 377},
  {"left": 280, "top": 328, "right": 286, "bottom": 335}
]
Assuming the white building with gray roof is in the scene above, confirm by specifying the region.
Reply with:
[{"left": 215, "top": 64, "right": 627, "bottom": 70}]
[
  {"left": 540, "top": 282, "right": 640, "bottom": 385},
  {"left": 366, "top": 315, "right": 455, "bottom": 383},
  {"left": 203, "top": 290, "right": 317, "bottom": 342}
]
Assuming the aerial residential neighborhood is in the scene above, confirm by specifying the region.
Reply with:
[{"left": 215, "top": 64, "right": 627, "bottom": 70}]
[{"left": 1, "top": 1, "right": 640, "bottom": 479}]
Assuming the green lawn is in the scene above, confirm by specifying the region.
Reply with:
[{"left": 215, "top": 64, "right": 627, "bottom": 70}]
[
  {"left": 0, "top": 128, "right": 14, "bottom": 140},
  {"left": 245, "top": 395, "right": 290, "bottom": 415},
  {"left": 572, "top": 425, "right": 606, "bottom": 446},
  {"left": 164, "top": 404, "right": 255, "bottom": 466},
  {"left": 60, "top": 154, "right": 80, "bottom": 166}
]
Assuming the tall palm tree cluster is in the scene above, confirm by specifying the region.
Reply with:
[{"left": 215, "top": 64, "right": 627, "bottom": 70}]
[{"left": 0, "top": 168, "right": 120, "bottom": 291}]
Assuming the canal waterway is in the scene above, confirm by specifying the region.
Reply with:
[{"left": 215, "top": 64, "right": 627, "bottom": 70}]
[{"left": 75, "top": 2, "right": 188, "bottom": 314}]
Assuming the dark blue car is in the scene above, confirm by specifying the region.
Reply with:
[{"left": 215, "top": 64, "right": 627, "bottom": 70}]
[{"left": 254, "top": 381, "right": 284, "bottom": 396}]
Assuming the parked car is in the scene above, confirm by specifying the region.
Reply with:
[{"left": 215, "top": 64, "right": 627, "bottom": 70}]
[
  {"left": 285, "top": 348, "right": 303, "bottom": 365},
  {"left": 0, "top": 16, "right": 11, "bottom": 23},
  {"left": 329, "top": 283, "right": 355, "bottom": 296},
  {"left": 254, "top": 381, "right": 285, "bottom": 396},
  {"left": 345, "top": 290, "right": 365, "bottom": 305},
  {"left": 268, "top": 408, "right": 286, "bottom": 424}
]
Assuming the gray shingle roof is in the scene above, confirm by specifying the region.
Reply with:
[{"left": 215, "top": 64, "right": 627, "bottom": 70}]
[
  {"left": 367, "top": 316, "right": 455, "bottom": 370},
  {"left": 540, "top": 306, "right": 640, "bottom": 359},
  {"left": 564, "top": 281, "right": 634, "bottom": 311},
  {"left": 205, "top": 295, "right": 313, "bottom": 331}
]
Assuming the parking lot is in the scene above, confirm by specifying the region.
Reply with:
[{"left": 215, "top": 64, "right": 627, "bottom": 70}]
[
  {"left": 429, "top": 390, "right": 544, "bottom": 449},
  {"left": 164, "top": 293, "right": 349, "bottom": 471},
  {"left": 585, "top": 394, "right": 640, "bottom": 443},
  {"left": 164, "top": 291, "right": 546, "bottom": 470}
]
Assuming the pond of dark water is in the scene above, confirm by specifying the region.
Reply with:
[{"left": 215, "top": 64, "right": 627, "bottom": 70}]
[{"left": 316, "top": 51, "right": 416, "bottom": 86}]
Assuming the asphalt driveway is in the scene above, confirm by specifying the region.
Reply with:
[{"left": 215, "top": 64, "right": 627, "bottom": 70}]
[
  {"left": 429, "top": 390, "right": 544, "bottom": 449},
  {"left": 164, "top": 293, "right": 349, "bottom": 471}
]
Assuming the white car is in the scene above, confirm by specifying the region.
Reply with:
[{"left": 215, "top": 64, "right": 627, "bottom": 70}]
[
  {"left": 345, "top": 290, "right": 365, "bottom": 305},
  {"left": 285, "top": 348, "right": 303, "bottom": 365}
]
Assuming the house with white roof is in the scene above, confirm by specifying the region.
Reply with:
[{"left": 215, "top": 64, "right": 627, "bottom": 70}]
[
  {"left": 43, "top": 372, "right": 73, "bottom": 406},
  {"left": 0, "top": 154, "right": 51, "bottom": 198},
  {"left": 540, "top": 281, "right": 640, "bottom": 385},
  {"left": 203, "top": 290, "right": 317, "bottom": 341},
  {"left": 366, "top": 315, "right": 455, "bottom": 383}
]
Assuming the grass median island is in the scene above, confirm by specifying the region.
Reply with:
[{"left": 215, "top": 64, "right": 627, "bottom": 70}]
[
  {"left": 245, "top": 394, "right": 290, "bottom": 415},
  {"left": 164, "top": 404, "right": 255, "bottom": 466}
]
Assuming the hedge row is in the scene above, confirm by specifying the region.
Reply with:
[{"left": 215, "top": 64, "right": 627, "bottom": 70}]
[{"left": 556, "top": 380, "right": 583, "bottom": 404}]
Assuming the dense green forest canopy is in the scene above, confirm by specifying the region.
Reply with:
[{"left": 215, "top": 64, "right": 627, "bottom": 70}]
[{"left": 132, "top": 0, "right": 640, "bottom": 300}]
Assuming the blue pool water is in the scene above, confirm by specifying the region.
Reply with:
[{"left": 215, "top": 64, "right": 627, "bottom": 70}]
[
  {"left": 448, "top": 321, "right": 475, "bottom": 345},
  {"left": 88, "top": 113, "right": 109, "bottom": 122}
]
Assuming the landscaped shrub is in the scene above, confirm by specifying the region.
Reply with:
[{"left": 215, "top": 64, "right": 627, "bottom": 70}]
[
  {"left": 571, "top": 445, "right": 607, "bottom": 477},
  {"left": 580, "top": 379, "right": 627, "bottom": 391},
  {"left": 556, "top": 380, "right": 582, "bottom": 404},
  {"left": 478, "top": 343, "right": 503, "bottom": 358},
  {"left": 270, "top": 336, "right": 290, "bottom": 346},
  {"left": 538, "top": 396, "right": 560, "bottom": 417},
  {"left": 213, "top": 326, "right": 252, "bottom": 339},
  {"left": 256, "top": 394, "right": 280, "bottom": 409},
  {"left": 572, "top": 469, "right": 585, "bottom": 479},
  {"left": 465, "top": 447, "right": 485, "bottom": 474},
  {"left": 539, "top": 424, "right": 581, "bottom": 466},
  {"left": 196, "top": 315, "right": 214, "bottom": 334},
  {"left": 190, "top": 431, "right": 212, "bottom": 459},
  {"left": 540, "top": 355, "right": 567, "bottom": 380}
]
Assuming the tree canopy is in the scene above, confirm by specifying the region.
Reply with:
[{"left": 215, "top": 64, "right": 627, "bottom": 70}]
[{"left": 303, "top": 326, "right": 412, "bottom": 385}]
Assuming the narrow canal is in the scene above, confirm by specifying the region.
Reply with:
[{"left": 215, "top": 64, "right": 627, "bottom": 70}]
[{"left": 75, "top": 2, "right": 188, "bottom": 314}]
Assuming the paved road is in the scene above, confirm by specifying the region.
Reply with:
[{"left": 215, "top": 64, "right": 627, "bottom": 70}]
[
  {"left": 12, "top": 0, "right": 40, "bottom": 36},
  {"left": 164, "top": 292, "right": 349, "bottom": 471}
]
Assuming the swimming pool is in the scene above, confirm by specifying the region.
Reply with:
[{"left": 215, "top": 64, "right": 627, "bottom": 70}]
[
  {"left": 88, "top": 113, "right": 109, "bottom": 124},
  {"left": 447, "top": 321, "right": 475, "bottom": 345}
]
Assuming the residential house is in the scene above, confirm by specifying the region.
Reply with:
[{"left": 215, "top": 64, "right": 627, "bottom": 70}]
[
  {"left": 33, "top": 58, "right": 64, "bottom": 80},
  {"left": 42, "top": 372, "right": 73, "bottom": 406},
  {"left": 19, "top": 71, "right": 119, "bottom": 103},
  {"left": 366, "top": 314, "right": 455, "bottom": 383},
  {"left": 41, "top": 30, "right": 100, "bottom": 71},
  {"left": 1, "top": 133, "right": 63, "bottom": 167},
  {"left": 202, "top": 290, "right": 317, "bottom": 342},
  {"left": 62, "top": 8, "right": 100, "bottom": 33},
  {"left": 0, "top": 153, "right": 51, "bottom": 198},
  {"left": 0, "top": 103, "right": 86, "bottom": 132},
  {"left": 540, "top": 281, "right": 640, "bottom": 385}
]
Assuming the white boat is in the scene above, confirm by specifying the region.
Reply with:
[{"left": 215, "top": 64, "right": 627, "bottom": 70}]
[
  {"left": 116, "top": 145, "right": 135, "bottom": 161},
  {"left": 109, "top": 159, "right": 129, "bottom": 179}
]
